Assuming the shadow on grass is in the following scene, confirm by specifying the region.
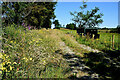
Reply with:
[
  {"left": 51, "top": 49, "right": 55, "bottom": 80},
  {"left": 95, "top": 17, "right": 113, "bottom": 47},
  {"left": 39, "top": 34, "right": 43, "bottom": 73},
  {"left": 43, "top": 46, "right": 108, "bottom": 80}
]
[
  {"left": 84, "top": 50, "right": 120, "bottom": 80},
  {"left": 55, "top": 49, "right": 120, "bottom": 80},
  {"left": 55, "top": 50, "right": 95, "bottom": 80}
]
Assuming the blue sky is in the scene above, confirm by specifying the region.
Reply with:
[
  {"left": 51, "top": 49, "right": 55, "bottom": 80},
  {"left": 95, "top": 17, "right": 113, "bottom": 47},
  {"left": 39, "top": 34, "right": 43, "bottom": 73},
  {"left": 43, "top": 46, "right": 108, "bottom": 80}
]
[{"left": 53, "top": 2, "right": 118, "bottom": 28}]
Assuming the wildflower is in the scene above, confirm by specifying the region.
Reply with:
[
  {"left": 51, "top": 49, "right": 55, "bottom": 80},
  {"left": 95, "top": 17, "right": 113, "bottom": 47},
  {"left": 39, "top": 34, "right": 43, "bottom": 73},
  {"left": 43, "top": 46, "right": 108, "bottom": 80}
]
[
  {"left": 36, "top": 41, "right": 39, "bottom": 43},
  {"left": 104, "top": 41, "right": 106, "bottom": 43},
  {"left": 29, "top": 41, "right": 32, "bottom": 44},
  {"left": 10, "top": 41, "right": 13, "bottom": 43},
  {"left": 30, "top": 58, "right": 32, "bottom": 60},
  {"left": 1, "top": 66, "right": 6, "bottom": 70},
  {"left": 13, "top": 62, "right": 17, "bottom": 64},
  {"left": 6, "top": 56, "right": 9, "bottom": 59},
  {"left": 4, "top": 54, "right": 6, "bottom": 57},
  {"left": 6, "top": 69, "right": 7, "bottom": 72},
  {"left": 23, "top": 57, "right": 26, "bottom": 60},
  {"left": 26, "top": 58, "right": 28, "bottom": 62},
  {"left": 2, "top": 62, "right": 5, "bottom": 65},
  {"left": 23, "top": 57, "right": 28, "bottom": 62},
  {"left": 14, "top": 41, "right": 16, "bottom": 44},
  {"left": 22, "top": 22, "right": 25, "bottom": 26},
  {"left": 7, "top": 62, "right": 11, "bottom": 64},
  {"left": 96, "top": 39, "right": 99, "bottom": 40},
  {"left": 10, "top": 66, "right": 12, "bottom": 70},
  {"left": 39, "top": 39, "right": 42, "bottom": 41},
  {"left": 28, "top": 25, "right": 31, "bottom": 30},
  {"left": 17, "top": 68, "right": 19, "bottom": 71},
  {"left": 33, "top": 40, "right": 35, "bottom": 42},
  {"left": 0, "top": 71, "right": 2, "bottom": 74}
]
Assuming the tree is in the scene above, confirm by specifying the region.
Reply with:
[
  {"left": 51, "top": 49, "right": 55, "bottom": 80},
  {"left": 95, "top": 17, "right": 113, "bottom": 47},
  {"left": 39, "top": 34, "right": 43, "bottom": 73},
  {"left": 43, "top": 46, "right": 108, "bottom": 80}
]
[
  {"left": 53, "top": 20, "right": 60, "bottom": 29},
  {"left": 66, "top": 23, "right": 76, "bottom": 30},
  {"left": 117, "top": 25, "right": 120, "bottom": 33},
  {"left": 70, "top": 2, "right": 104, "bottom": 28},
  {"left": 2, "top": 2, "right": 57, "bottom": 29},
  {"left": 117, "top": 25, "right": 120, "bottom": 29},
  {"left": 25, "top": 2, "right": 57, "bottom": 29},
  {"left": 2, "top": 2, "right": 31, "bottom": 26}
]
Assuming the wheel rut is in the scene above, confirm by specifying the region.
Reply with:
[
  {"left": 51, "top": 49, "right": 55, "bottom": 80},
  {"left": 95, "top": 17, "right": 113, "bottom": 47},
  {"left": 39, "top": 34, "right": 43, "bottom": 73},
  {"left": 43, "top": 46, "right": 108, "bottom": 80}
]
[{"left": 59, "top": 41, "right": 100, "bottom": 80}]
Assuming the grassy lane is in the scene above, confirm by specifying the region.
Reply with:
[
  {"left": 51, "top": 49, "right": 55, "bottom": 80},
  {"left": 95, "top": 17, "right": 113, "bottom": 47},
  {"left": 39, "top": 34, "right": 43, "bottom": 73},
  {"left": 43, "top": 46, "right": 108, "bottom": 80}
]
[
  {"left": 60, "top": 28, "right": 120, "bottom": 51},
  {"left": 2, "top": 26, "right": 90, "bottom": 78},
  {"left": 2, "top": 26, "right": 119, "bottom": 79},
  {"left": 55, "top": 29, "right": 89, "bottom": 57}
]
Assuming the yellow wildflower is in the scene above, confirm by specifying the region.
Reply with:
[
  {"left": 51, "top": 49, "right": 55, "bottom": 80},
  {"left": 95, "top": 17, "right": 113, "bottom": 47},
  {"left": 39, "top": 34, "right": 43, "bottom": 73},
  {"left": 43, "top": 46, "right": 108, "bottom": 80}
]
[
  {"left": 96, "top": 39, "right": 99, "bottom": 40},
  {"left": 33, "top": 40, "right": 35, "bottom": 42},
  {"left": 13, "top": 62, "right": 17, "bottom": 64},
  {"left": 14, "top": 41, "right": 16, "bottom": 44},
  {"left": 26, "top": 58, "right": 28, "bottom": 62},
  {"left": 23, "top": 57, "right": 26, "bottom": 60},
  {"left": 10, "top": 66, "right": 12, "bottom": 70},
  {"left": 2, "top": 62, "right": 5, "bottom": 65},
  {"left": 10, "top": 41, "right": 13, "bottom": 43},
  {"left": 0, "top": 71, "right": 2, "bottom": 74},
  {"left": 6, "top": 56, "right": 9, "bottom": 58},
  {"left": 4, "top": 54, "right": 6, "bottom": 57},
  {"left": 1, "top": 66, "right": 6, "bottom": 70},
  {"left": 30, "top": 58, "right": 32, "bottom": 60},
  {"left": 23, "top": 57, "right": 28, "bottom": 62},
  {"left": 104, "top": 41, "right": 106, "bottom": 43},
  {"left": 6, "top": 69, "right": 7, "bottom": 72},
  {"left": 30, "top": 41, "right": 32, "bottom": 44},
  {"left": 7, "top": 62, "right": 11, "bottom": 64}
]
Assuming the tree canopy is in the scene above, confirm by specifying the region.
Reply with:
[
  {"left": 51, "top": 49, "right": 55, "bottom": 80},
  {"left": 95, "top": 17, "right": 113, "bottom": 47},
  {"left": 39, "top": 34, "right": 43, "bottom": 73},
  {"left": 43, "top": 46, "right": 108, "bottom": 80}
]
[
  {"left": 53, "top": 19, "right": 61, "bottom": 29},
  {"left": 66, "top": 23, "right": 76, "bottom": 30},
  {"left": 70, "top": 2, "right": 104, "bottom": 28},
  {"left": 2, "top": 2, "right": 57, "bottom": 29}
]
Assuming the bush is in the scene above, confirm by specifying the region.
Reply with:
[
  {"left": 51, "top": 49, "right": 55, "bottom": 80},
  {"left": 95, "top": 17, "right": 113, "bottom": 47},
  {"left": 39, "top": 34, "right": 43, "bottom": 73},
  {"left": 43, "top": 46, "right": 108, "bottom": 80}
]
[{"left": 66, "top": 23, "right": 76, "bottom": 30}]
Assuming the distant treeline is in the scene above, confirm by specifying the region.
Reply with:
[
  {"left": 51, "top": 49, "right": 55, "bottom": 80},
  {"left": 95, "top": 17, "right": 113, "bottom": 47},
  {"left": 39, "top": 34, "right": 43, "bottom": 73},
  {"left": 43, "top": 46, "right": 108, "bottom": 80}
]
[
  {"left": 56, "top": 24, "right": 120, "bottom": 33},
  {"left": 98, "top": 27, "right": 120, "bottom": 33},
  {"left": 58, "top": 23, "right": 120, "bottom": 33}
]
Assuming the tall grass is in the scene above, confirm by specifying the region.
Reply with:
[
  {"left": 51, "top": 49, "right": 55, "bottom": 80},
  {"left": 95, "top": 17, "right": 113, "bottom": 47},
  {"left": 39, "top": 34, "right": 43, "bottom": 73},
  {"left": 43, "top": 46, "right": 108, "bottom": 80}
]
[
  {"left": 2, "top": 26, "right": 119, "bottom": 79},
  {"left": 60, "top": 28, "right": 120, "bottom": 51},
  {"left": 1, "top": 25, "right": 70, "bottom": 79}
]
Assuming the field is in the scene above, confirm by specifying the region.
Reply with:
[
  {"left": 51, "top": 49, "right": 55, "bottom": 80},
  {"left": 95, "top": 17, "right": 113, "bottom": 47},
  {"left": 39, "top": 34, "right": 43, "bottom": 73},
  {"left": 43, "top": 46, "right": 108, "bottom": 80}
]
[
  {"left": 60, "top": 28, "right": 120, "bottom": 51},
  {"left": 1, "top": 26, "right": 120, "bottom": 79}
]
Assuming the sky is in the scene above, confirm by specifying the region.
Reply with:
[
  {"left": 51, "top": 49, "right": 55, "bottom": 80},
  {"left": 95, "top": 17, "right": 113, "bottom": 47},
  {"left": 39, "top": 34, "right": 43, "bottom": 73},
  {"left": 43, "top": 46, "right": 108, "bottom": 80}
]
[
  {"left": 56, "top": 0, "right": 119, "bottom": 2},
  {"left": 52, "top": 2, "right": 118, "bottom": 28}
]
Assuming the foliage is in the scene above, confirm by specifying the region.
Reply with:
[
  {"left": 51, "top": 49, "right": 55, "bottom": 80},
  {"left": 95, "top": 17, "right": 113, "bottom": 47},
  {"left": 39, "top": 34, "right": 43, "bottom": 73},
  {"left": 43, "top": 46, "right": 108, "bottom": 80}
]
[
  {"left": 1, "top": 25, "right": 71, "bottom": 78},
  {"left": 70, "top": 2, "right": 104, "bottom": 28},
  {"left": 117, "top": 25, "right": 120, "bottom": 29},
  {"left": 2, "top": 25, "right": 33, "bottom": 79},
  {"left": 66, "top": 23, "right": 76, "bottom": 30},
  {"left": 84, "top": 51, "right": 120, "bottom": 80},
  {"left": 1, "top": 24, "right": 120, "bottom": 79},
  {"left": 60, "top": 29, "right": 120, "bottom": 79},
  {"left": 53, "top": 20, "right": 61, "bottom": 29},
  {"left": 25, "top": 2, "right": 57, "bottom": 29},
  {"left": 2, "top": 2, "right": 32, "bottom": 26},
  {"left": 2, "top": 2, "right": 57, "bottom": 29},
  {"left": 60, "top": 29, "right": 120, "bottom": 51}
]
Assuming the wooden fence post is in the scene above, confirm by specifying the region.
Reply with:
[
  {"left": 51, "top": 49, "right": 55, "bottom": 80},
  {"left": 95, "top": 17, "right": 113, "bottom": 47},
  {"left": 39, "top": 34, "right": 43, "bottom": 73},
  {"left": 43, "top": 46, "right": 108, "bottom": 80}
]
[
  {"left": 112, "top": 35, "right": 114, "bottom": 49},
  {"left": 86, "top": 32, "right": 90, "bottom": 40},
  {"left": 92, "top": 34, "right": 95, "bottom": 39},
  {"left": 82, "top": 33, "right": 84, "bottom": 37}
]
